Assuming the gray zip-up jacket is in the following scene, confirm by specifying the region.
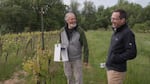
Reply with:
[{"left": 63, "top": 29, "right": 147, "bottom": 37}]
[{"left": 60, "top": 25, "right": 89, "bottom": 62}]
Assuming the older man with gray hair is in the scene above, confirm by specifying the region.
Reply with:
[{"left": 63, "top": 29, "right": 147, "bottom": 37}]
[{"left": 59, "top": 12, "right": 89, "bottom": 84}]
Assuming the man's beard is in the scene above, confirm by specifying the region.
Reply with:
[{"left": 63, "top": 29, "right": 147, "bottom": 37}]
[{"left": 69, "top": 23, "right": 77, "bottom": 29}]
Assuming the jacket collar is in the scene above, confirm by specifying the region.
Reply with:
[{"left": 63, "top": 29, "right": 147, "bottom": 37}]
[{"left": 113, "top": 23, "right": 128, "bottom": 32}]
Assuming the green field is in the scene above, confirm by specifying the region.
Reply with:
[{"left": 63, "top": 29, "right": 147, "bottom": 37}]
[{"left": 0, "top": 30, "right": 150, "bottom": 84}]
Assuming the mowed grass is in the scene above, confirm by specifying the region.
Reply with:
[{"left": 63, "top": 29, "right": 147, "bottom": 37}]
[
  {"left": 83, "top": 30, "right": 111, "bottom": 84},
  {"left": 0, "top": 30, "right": 150, "bottom": 84}
]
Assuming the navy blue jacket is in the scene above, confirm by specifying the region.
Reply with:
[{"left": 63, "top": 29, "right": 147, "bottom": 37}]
[{"left": 106, "top": 23, "right": 137, "bottom": 72}]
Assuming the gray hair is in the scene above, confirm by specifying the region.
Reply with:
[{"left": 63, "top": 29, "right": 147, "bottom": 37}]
[{"left": 64, "top": 12, "right": 76, "bottom": 21}]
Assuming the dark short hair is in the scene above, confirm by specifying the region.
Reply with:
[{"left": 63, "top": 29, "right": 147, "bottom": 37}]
[{"left": 113, "top": 9, "right": 127, "bottom": 19}]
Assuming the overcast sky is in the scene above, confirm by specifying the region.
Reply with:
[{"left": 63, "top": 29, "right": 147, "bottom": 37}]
[{"left": 63, "top": 0, "right": 150, "bottom": 9}]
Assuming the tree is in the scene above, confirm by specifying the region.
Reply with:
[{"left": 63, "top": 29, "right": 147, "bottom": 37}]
[
  {"left": 30, "top": 0, "right": 65, "bottom": 31},
  {"left": 0, "top": 0, "right": 33, "bottom": 33},
  {"left": 81, "top": 0, "right": 96, "bottom": 30},
  {"left": 0, "top": 0, "right": 66, "bottom": 34},
  {"left": 70, "top": 0, "right": 80, "bottom": 14},
  {"left": 95, "top": 6, "right": 111, "bottom": 30}
]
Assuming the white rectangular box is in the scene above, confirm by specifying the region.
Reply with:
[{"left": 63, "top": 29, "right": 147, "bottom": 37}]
[{"left": 54, "top": 44, "right": 68, "bottom": 62}]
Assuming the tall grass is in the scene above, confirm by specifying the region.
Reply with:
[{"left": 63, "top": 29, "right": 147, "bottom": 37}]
[
  {"left": 0, "top": 30, "right": 150, "bottom": 84},
  {"left": 124, "top": 32, "right": 150, "bottom": 84}
]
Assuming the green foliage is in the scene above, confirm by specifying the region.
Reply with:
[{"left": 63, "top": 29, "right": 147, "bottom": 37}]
[
  {"left": 0, "top": 0, "right": 65, "bottom": 34},
  {"left": 70, "top": 0, "right": 80, "bottom": 14},
  {"left": 0, "top": 33, "right": 28, "bottom": 80},
  {"left": 23, "top": 48, "right": 52, "bottom": 84},
  {"left": 80, "top": 0, "right": 97, "bottom": 30},
  {"left": 133, "top": 21, "right": 150, "bottom": 33},
  {"left": 0, "top": 31, "right": 60, "bottom": 83},
  {"left": 95, "top": 7, "right": 111, "bottom": 30},
  {"left": 0, "top": 0, "right": 150, "bottom": 33}
]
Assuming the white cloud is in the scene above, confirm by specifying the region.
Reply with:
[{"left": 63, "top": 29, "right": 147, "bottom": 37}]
[{"left": 63, "top": 0, "right": 150, "bottom": 9}]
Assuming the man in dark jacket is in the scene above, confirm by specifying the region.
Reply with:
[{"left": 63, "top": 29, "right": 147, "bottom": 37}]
[
  {"left": 60, "top": 12, "right": 89, "bottom": 84},
  {"left": 106, "top": 9, "right": 137, "bottom": 84}
]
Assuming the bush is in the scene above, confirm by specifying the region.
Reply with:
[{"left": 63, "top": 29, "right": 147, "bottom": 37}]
[{"left": 133, "top": 21, "right": 150, "bottom": 33}]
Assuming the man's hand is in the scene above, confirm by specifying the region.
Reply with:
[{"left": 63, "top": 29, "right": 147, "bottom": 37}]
[
  {"left": 84, "top": 62, "right": 88, "bottom": 67},
  {"left": 84, "top": 62, "right": 91, "bottom": 69}
]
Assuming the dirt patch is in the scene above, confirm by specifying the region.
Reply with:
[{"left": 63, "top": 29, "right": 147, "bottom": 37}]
[{"left": 0, "top": 71, "right": 27, "bottom": 84}]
